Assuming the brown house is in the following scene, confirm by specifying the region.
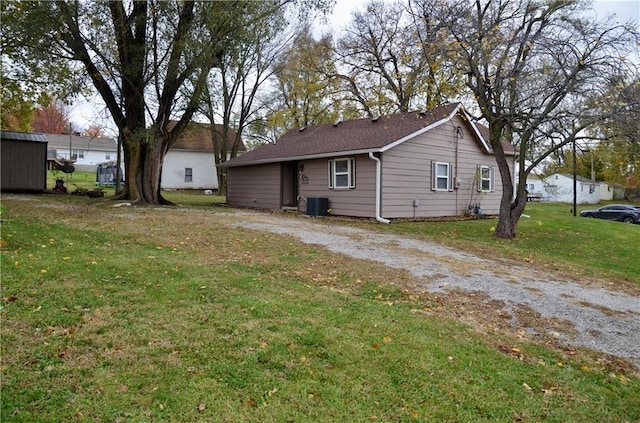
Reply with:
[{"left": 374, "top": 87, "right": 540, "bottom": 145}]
[
  {"left": 221, "top": 103, "right": 515, "bottom": 222},
  {"left": 1, "top": 131, "right": 48, "bottom": 192}
]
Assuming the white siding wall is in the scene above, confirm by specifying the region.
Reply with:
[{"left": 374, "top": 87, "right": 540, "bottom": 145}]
[
  {"left": 49, "top": 148, "right": 116, "bottom": 172},
  {"left": 599, "top": 183, "right": 613, "bottom": 201},
  {"left": 543, "top": 174, "right": 600, "bottom": 204},
  {"left": 162, "top": 150, "right": 217, "bottom": 190},
  {"left": 72, "top": 150, "right": 118, "bottom": 171},
  {"left": 298, "top": 155, "right": 377, "bottom": 217},
  {"left": 525, "top": 177, "right": 546, "bottom": 199},
  {"left": 226, "top": 163, "right": 281, "bottom": 210},
  {"left": 381, "top": 115, "right": 507, "bottom": 218}
]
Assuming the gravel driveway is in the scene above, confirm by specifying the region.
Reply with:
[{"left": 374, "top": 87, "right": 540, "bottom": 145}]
[{"left": 229, "top": 210, "right": 640, "bottom": 366}]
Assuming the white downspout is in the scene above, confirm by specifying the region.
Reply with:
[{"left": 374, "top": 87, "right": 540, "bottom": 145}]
[{"left": 369, "top": 152, "right": 390, "bottom": 224}]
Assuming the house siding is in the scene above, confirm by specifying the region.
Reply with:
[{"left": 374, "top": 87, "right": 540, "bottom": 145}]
[
  {"left": 162, "top": 150, "right": 218, "bottom": 190},
  {"left": 298, "top": 155, "right": 377, "bottom": 217},
  {"left": 381, "top": 115, "right": 506, "bottom": 218},
  {"left": 543, "top": 174, "right": 599, "bottom": 204},
  {"left": 45, "top": 134, "right": 118, "bottom": 172},
  {"left": 226, "top": 163, "right": 281, "bottom": 210}
]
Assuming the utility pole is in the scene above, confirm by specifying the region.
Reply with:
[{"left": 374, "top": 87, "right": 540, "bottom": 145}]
[
  {"left": 572, "top": 136, "right": 577, "bottom": 216},
  {"left": 68, "top": 123, "right": 72, "bottom": 186}
]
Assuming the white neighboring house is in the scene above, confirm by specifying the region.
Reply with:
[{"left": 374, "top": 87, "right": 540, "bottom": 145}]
[
  {"left": 599, "top": 182, "right": 613, "bottom": 201},
  {"left": 45, "top": 133, "right": 118, "bottom": 172},
  {"left": 161, "top": 122, "right": 246, "bottom": 191},
  {"left": 534, "top": 173, "right": 600, "bottom": 204},
  {"left": 524, "top": 174, "right": 546, "bottom": 201}
]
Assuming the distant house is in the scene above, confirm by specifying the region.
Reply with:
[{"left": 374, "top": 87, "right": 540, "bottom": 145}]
[
  {"left": 599, "top": 182, "right": 613, "bottom": 201},
  {"left": 530, "top": 173, "right": 601, "bottom": 204},
  {"left": 162, "top": 122, "right": 246, "bottom": 191},
  {"left": 524, "top": 174, "right": 545, "bottom": 201},
  {"left": 1, "top": 131, "right": 48, "bottom": 192},
  {"left": 44, "top": 133, "right": 118, "bottom": 172},
  {"left": 221, "top": 103, "right": 516, "bottom": 221}
]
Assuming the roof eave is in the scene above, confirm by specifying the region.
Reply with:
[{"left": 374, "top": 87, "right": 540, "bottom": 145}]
[{"left": 219, "top": 147, "right": 383, "bottom": 168}]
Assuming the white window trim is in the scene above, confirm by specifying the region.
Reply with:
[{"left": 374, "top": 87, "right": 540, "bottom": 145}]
[
  {"left": 477, "top": 165, "right": 495, "bottom": 192},
  {"left": 431, "top": 161, "right": 454, "bottom": 191},
  {"left": 328, "top": 157, "right": 355, "bottom": 189}
]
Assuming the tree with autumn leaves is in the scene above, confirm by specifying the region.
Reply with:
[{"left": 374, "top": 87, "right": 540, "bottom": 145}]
[
  {"left": 412, "top": 0, "right": 638, "bottom": 237},
  {"left": 1, "top": 0, "right": 330, "bottom": 204},
  {"left": 2, "top": 0, "right": 637, "bottom": 238}
]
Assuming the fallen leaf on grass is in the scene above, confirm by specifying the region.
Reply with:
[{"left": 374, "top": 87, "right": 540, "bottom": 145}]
[
  {"left": 197, "top": 403, "right": 206, "bottom": 411},
  {"left": 522, "top": 383, "right": 532, "bottom": 391}
]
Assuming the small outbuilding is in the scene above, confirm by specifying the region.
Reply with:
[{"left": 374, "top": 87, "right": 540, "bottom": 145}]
[
  {"left": 1, "top": 130, "right": 48, "bottom": 192},
  {"left": 220, "top": 103, "right": 515, "bottom": 221}
]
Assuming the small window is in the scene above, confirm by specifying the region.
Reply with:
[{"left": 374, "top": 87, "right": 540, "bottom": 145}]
[
  {"left": 328, "top": 158, "right": 355, "bottom": 189},
  {"left": 105, "top": 154, "right": 111, "bottom": 160},
  {"left": 477, "top": 165, "right": 495, "bottom": 192},
  {"left": 431, "top": 161, "right": 454, "bottom": 191},
  {"left": 185, "top": 167, "right": 193, "bottom": 183}
]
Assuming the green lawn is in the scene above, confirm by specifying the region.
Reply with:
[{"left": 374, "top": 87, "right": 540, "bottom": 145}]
[
  {"left": 378, "top": 201, "right": 639, "bottom": 285},
  {"left": 1, "top": 195, "right": 638, "bottom": 421}
]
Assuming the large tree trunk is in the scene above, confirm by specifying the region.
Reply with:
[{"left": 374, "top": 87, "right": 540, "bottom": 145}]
[
  {"left": 490, "top": 123, "right": 527, "bottom": 239},
  {"left": 121, "top": 132, "right": 171, "bottom": 204},
  {"left": 494, "top": 168, "right": 528, "bottom": 239}
]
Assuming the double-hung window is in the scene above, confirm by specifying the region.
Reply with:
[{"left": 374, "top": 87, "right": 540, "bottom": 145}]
[
  {"left": 477, "top": 165, "right": 495, "bottom": 192},
  {"left": 328, "top": 157, "right": 355, "bottom": 189},
  {"left": 185, "top": 167, "right": 193, "bottom": 183},
  {"left": 431, "top": 161, "right": 454, "bottom": 191}
]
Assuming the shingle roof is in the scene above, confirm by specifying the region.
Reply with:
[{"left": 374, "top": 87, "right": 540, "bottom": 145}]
[
  {"left": 222, "top": 103, "right": 512, "bottom": 167},
  {"left": 44, "top": 133, "right": 117, "bottom": 151},
  {"left": 168, "top": 121, "right": 247, "bottom": 152},
  {"left": 1, "top": 131, "right": 47, "bottom": 143}
]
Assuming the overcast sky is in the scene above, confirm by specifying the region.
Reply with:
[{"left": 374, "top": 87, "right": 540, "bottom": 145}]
[{"left": 318, "top": 0, "right": 640, "bottom": 33}]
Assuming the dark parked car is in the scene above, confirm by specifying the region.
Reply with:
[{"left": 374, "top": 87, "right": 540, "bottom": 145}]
[{"left": 579, "top": 204, "right": 640, "bottom": 224}]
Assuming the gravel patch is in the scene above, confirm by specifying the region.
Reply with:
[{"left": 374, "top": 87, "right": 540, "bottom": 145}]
[{"left": 230, "top": 210, "right": 640, "bottom": 365}]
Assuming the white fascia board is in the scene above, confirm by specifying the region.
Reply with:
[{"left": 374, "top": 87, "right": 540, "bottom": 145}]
[
  {"left": 463, "top": 111, "right": 493, "bottom": 153},
  {"left": 379, "top": 104, "right": 463, "bottom": 153},
  {"left": 462, "top": 111, "right": 517, "bottom": 156}
]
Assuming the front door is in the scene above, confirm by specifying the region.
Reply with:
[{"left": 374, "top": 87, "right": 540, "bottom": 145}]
[{"left": 281, "top": 161, "right": 299, "bottom": 209}]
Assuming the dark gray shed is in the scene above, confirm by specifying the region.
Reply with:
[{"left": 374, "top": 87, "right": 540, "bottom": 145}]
[{"left": 1, "top": 131, "right": 48, "bottom": 192}]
